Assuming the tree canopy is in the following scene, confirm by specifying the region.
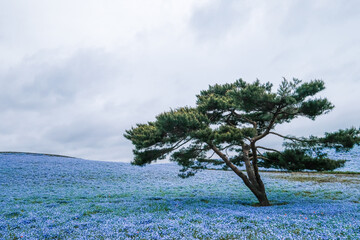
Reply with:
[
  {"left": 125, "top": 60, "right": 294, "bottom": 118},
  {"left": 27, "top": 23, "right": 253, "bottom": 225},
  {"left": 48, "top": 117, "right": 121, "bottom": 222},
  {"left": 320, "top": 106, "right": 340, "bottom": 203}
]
[{"left": 125, "top": 78, "right": 360, "bottom": 206}]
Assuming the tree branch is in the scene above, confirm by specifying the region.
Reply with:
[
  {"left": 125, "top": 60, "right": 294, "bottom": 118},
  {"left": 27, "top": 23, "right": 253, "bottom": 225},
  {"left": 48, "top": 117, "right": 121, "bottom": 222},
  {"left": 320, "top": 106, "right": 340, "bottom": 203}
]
[
  {"left": 170, "top": 138, "right": 192, "bottom": 150},
  {"left": 269, "top": 131, "right": 315, "bottom": 143},
  {"left": 208, "top": 151, "right": 216, "bottom": 159},
  {"left": 249, "top": 142, "right": 265, "bottom": 191},
  {"left": 252, "top": 107, "right": 281, "bottom": 142},
  {"left": 256, "top": 155, "right": 273, "bottom": 162},
  {"left": 232, "top": 110, "right": 257, "bottom": 130},
  {"left": 208, "top": 142, "right": 261, "bottom": 196},
  {"left": 248, "top": 107, "right": 283, "bottom": 191},
  {"left": 225, "top": 112, "right": 236, "bottom": 127},
  {"left": 256, "top": 146, "right": 283, "bottom": 155},
  {"left": 250, "top": 150, "right": 273, "bottom": 162},
  {"left": 219, "top": 144, "right": 236, "bottom": 151}
]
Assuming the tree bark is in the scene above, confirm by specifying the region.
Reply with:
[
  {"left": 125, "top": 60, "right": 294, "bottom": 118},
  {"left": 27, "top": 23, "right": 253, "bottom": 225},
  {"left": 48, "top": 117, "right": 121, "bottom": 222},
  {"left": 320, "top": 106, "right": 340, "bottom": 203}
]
[
  {"left": 243, "top": 144, "right": 270, "bottom": 206},
  {"left": 209, "top": 143, "right": 271, "bottom": 206},
  {"left": 254, "top": 191, "right": 270, "bottom": 206}
]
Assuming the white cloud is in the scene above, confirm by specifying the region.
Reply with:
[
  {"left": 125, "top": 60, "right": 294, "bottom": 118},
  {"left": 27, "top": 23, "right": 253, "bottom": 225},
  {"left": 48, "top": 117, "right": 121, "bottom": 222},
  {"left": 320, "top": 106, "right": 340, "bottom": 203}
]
[{"left": 0, "top": 0, "right": 359, "bottom": 161}]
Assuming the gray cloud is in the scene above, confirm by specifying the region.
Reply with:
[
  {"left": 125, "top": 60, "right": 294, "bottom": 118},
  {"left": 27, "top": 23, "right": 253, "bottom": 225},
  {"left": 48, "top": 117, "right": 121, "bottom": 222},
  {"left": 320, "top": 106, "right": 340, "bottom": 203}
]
[
  {"left": 281, "top": 0, "right": 360, "bottom": 35},
  {"left": 190, "top": 0, "right": 251, "bottom": 40},
  {"left": 0, "top": 49, "right": 122, "bottom": 110},
  {"left": 0, "top": 0, "right": 360, "bottom": 161},
  {"left": 0, "top": 48, "right": 131, "bottom": 159}
]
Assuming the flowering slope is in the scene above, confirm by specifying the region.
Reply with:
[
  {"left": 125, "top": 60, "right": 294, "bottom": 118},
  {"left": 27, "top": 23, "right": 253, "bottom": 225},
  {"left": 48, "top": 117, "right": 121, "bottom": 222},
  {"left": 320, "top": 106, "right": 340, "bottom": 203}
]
[{"left": 0, "top": 153, "right": 359, "bottom": 239}]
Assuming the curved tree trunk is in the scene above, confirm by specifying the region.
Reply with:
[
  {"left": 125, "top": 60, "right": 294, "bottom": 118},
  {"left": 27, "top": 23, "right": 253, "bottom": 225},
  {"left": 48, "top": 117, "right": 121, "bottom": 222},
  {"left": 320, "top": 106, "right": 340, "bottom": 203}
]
[
  {"left": 242, "top": 145, "right": 270, "bottom": 206},
  {"left": 209, "top": 143, "right": 271, "bottom": 206},
  {"left": 252, "top": 187, "right": 270, "bottom": 206}
]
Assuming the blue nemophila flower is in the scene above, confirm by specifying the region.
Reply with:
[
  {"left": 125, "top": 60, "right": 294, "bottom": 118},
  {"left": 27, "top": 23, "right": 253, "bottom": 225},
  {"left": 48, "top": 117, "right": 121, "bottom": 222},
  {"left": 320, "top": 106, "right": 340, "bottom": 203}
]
[{"left": 0, "top": 152, "right": 359, "bottom": 239}]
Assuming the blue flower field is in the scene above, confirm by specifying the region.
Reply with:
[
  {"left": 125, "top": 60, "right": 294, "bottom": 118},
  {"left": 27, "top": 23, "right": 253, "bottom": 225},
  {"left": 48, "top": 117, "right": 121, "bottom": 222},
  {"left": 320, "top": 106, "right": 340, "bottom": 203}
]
[{"left": 1, "top": 151, "right": 359, "bottom": 239}]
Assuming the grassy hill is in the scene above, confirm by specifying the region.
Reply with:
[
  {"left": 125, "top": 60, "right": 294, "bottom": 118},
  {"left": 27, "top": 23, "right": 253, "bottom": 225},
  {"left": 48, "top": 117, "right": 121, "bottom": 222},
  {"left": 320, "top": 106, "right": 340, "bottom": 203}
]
[{"left": 0, "top": 153, "right": 359, "bottom": 239}]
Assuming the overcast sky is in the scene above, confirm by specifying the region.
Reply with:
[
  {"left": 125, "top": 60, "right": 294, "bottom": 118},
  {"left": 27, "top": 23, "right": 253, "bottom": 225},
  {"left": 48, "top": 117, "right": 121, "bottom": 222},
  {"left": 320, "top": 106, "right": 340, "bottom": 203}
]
[{"left": 0, "top": 0, "right": 359, "bottom": 161}]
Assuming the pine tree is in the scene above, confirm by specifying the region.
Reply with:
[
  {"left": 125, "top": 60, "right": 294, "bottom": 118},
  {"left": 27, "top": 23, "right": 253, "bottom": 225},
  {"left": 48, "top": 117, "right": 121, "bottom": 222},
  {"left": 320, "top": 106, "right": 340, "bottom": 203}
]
[{"left": 124, "top": 78, "right": 360, "bottom": 206}]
